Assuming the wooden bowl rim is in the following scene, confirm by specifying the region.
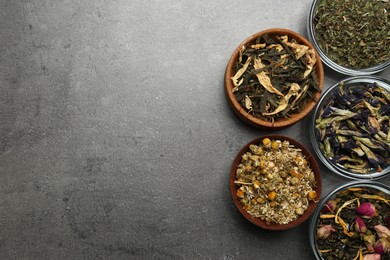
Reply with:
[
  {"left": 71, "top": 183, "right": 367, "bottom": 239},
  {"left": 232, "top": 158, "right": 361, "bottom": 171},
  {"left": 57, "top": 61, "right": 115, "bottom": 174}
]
[
  {"left": 229, "top": 134, "right": 322, "bottom": 230},
  {"left": 224, "top": 28, "right": 324, "bottom": 130}
]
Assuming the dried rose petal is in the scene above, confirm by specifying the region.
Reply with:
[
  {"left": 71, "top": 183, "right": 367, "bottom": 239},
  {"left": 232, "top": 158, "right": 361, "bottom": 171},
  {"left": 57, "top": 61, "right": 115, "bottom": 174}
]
[
  {"left": 357, "top": 202, "right": 377, "bottom": 218},
  {"left": 374, "top": 238, "right": 390, "bottom": 255},
  {"left": 317, "top": 224, "right": 336, "bottom": 240},
  {"left": 363, "top": 253, "right": 381, "bottom": 260},
  {"left": 321, "top": 199, "right": 337, "bottom": 213},
  {"left": 374, "top": 225, "right": 390, "bottom": 238},
  {"left": 354, "top": 216, "right": 367, "bottom": 233}
]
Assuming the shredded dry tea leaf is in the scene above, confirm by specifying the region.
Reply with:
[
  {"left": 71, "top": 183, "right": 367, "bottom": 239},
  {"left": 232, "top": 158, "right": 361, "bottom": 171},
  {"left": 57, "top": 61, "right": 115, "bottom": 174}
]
[
  {"left": 231, "top": 34, "right": 320, "bottom": 123},
  {"left": 313, "top": 0, "right": 390, "bottom": 69},
  {"left": 315, "top": 187, "right": 390, "bottom": 259},
  {"left": 234, "top": 138, "right": 318, "bottom": 225}
]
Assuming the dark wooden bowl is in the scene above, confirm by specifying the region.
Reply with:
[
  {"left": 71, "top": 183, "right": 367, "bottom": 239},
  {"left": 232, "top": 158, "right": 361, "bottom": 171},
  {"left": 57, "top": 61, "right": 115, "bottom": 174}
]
[
  {"left": 230, "top": 134, "right": 322, "bottom": 230},
  {"left": 225, "top": 28, "right": 324, "bottom": 130}
]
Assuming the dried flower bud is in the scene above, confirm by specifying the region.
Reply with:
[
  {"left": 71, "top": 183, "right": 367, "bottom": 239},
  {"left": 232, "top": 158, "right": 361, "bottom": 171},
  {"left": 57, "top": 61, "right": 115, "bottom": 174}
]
[
  {"left": 321, "top": 199, "right": 337, "bottom": 213},
  {"left": 357, "top": 202, "right": 377, "bottom": 218},
  {"left": 363, "top": 253, "right": 381, "bottom": 260},
  {"left": 317, "top": 224, "right": 336, "bottom": 240},
  {"left": 374, "top": 225, "right": 390, "bottom": 238},
  {"left": 364, "top": 234, "right": 376, "bottom": 251},
  {"left": 354, "top": 216, "right": 367, "bottom": 233},
  {"left": 374, "top": 238, "right": 390, "bottom": 255}
]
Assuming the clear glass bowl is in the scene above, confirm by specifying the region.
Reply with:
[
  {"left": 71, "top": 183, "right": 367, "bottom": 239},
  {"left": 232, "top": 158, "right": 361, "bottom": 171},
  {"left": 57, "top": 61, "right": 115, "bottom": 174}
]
[
  {"left": 309, "top": 181, "right": 390, "bottom": 259},
  {"left": 307, "top": 0, "right": 390, "bottom": 76},
  {"left": 309, "top": 76, "right": 390, "bottom": 180}
]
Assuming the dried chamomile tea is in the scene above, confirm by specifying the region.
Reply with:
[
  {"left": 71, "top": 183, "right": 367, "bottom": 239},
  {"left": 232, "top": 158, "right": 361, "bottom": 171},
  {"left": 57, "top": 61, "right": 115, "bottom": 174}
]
[
  {"left": 231, "top": 34, "right": 321, "bottom": 123},
  {"left": 315, "top": 82, "right": 390, "bottom": 174},
  {"left": 315, "top": 187, "right": 390, "bottom": 259},
  {"left": 234, "top": 138, "right": 318, "bottom": 225}
]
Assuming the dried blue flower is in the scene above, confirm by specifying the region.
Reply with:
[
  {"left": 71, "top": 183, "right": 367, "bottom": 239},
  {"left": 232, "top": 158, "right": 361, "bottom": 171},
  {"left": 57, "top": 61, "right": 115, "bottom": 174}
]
[{"left": 315, "top": 81, "right": 390, "bottom": 173}]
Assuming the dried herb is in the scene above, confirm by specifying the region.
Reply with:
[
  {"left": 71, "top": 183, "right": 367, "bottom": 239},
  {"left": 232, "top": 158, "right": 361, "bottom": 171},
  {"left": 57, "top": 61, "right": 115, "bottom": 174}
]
[
  {"left": 315, "top": 187, "right": 390, "bottom": 259},
  {"left": 313, "top": 0, "right": 390, "bottom": 69},
  {"left": 234, "top": 138, "right": 318, "bottom": 225},
  {"left": 231, "top": 34, "right": 321, "bottom": 122},
  {"left": 315, "top": 82, "right": 390, "bottom": 174}
]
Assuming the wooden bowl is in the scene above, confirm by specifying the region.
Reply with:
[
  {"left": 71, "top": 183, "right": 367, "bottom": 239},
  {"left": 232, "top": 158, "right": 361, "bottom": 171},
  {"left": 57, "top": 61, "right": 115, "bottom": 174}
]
[
  {"left": 224, "top": 28, "right": 324, "bottom": 130},
  {"left": 230, "top": 134, "right": 322, "bottom": 230}
]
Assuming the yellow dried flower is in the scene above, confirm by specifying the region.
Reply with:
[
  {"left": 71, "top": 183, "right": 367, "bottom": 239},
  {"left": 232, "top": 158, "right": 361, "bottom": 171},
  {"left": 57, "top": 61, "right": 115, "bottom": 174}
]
[
  {"left": 237, "top": 189, "right": 245, "bottom": 198},
  {"left": 249, "top": 144, "right": 263, "bottom": 155},
  {"left": 271, "top": 141, "right": 279, "bottom": 150},
  {"left": 268, "top": 191, "right": 277, "bottom": 201},
  {"left": 308, "top": 190, "right": 317, "bottom": 199},
  {"left": 262, "top": 138, "right": 271, "bottom": 146},
  {"left": 257, "top": 197, "right": 265, "bottom": 204},
  {"left": 259, "top": 160, "right": 266, "bottom": 169}
]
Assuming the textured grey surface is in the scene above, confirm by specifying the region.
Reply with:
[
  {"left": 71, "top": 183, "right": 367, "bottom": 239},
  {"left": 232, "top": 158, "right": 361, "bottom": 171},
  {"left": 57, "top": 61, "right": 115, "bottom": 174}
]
[{"left": 0, "top": 1, "right": 389, "bottom": 259}]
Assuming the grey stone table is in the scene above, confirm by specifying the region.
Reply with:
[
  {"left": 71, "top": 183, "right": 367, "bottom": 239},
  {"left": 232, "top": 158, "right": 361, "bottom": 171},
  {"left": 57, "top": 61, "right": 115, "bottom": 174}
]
[{"left": 1, "top": 1, "right": 389, "bottom": 259}]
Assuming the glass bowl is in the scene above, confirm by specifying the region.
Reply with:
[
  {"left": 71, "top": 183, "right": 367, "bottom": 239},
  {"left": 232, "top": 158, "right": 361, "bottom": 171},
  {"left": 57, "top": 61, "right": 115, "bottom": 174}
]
[
  {"left": 309, "top": 76, "right": 390, "bottom": 180},
  {"left": 309, "top": 181, "right": 390, "bottom": 259},
  {"left": 225, "top": 28, "right": 324, "bottom": 130},
  {"left": 307, "top": 0, "right": 390, "bottom": 76},
  {"left": 230, "top": 134, "right": 322, "bottom": 230}
]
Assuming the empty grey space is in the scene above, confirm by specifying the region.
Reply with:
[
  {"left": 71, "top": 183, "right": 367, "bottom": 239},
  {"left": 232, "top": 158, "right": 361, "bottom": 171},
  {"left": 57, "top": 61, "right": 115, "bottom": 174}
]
[{"left": 0, "top": 1, "right": 389, "bottom": 259}]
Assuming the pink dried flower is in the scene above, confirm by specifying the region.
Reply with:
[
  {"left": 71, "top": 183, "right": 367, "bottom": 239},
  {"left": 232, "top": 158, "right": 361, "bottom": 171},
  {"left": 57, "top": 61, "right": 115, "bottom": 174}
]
[
  {"left": 374, "top": 225, "right": 390, "bottom": 238},
  {"left": 374, "top": 238, "right": 390, "bottom": 255},
  {"left": 357, "top": 202, "right": 377, "bottom": 218},
  {"left": 364, "top": 234, "right": 376, "bottom": 251},
  {"left": 321, "top": 199, "right": 337, "bottom": 213},
  {"left": 317, "top": 224, "right": 336, "bottom": 240},
  {"left": 354, "top": 216, "right": 367, "bottom": 233},
  {"left": 363, "top": 253, "right": 381, "bottom": 260}
]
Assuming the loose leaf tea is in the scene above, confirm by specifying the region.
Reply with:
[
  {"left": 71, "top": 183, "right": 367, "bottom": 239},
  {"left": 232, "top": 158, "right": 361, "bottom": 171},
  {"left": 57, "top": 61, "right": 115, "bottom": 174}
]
[
  {"left": 315, "top": 82, "right": 390, "bottom": 174},
  {"left": 313, "top": 0, "right": 390, "bottom": 69},
  {"left": 231, "top": 34, "right": 321, "bottom": 123},
  {"left": 315, "top": 187, "right": 390, "bottom": 259},
  {"left": 234, "top": 138, "right": 318, "bottom": 225}
]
